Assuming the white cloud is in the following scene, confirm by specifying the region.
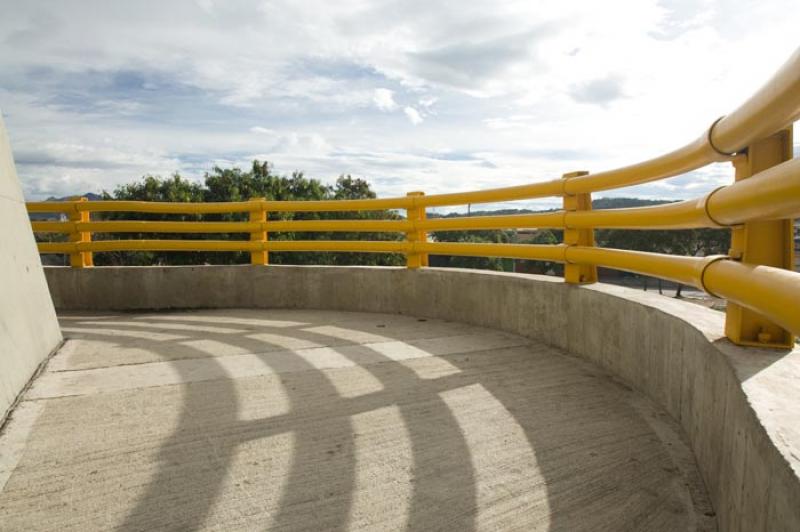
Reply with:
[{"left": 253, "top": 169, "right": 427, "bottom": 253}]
[
  {"left": 404, "top": 106, "right": 423, "bottom": 125},
  {"left": 0, "top": 0, "right": 798, "bottom": 205},
  {"left": 249, "top": 126, "right": 277, "bottom": 135},
  {"left": 373, "top": 88, "right": 397, "bottom": 111}
]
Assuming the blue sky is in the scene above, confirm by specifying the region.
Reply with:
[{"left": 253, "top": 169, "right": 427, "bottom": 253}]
[{"left": 1, "top": 0, "right": 798, "bottom": 211}]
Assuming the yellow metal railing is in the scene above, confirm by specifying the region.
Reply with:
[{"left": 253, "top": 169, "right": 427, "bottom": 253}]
[{"left": 27, "top": 47, "right": 800, "bottom": 348}]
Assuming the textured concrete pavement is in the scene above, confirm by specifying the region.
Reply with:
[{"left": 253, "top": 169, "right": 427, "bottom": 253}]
[{"left": 0, "top": 309, "right": 715, "bottom": 531}]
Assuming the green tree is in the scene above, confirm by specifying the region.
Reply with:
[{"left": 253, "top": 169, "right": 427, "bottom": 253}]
[
  {"left": 429, "top": 229, "right": 514, "bottom": 271},
  {"left": 514, "top": 229, "right": 563, "bottom": 275},
  {"left": 94, "top": 161, "right": 404, "bottom": 267}
]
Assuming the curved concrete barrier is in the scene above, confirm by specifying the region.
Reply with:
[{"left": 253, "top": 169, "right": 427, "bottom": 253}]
[{"left": 44, "top": 264, "right": 800, "bottom": 531}]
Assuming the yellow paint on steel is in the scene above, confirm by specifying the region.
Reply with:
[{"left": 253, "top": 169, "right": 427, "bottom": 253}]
[
  {"left": 711, "top": 47, "right": 800, "bottom": 155},
  {"left": 565, "top": 47, "right": 800, "bottom": 195},
  {"left": 67, "top": 197, "right": 93, "bottom": 268},
  {"left": 414, "top": 180, "right": 564, "bottom": 207},
  {"left": 405, "top": 191, "right": 425, "bottom": 268},
  {"left": 38, "top": 239, "right": 409, "bottom": 254},
  {"left": 34, "top": 154, "right": 799, "bottom": 236},
  {"left": 564, "top": 246, "right": 711, "bottom": 289},
  {"left": 707, "top": 156, "right": 800, "bottom": 225},
  {"left": 249, "top": 198, "right": 268, "bottom": 265},
  {"left": 30, "top": 219, "right": 412, "bottom": 234},
  {"left": 562, "top": 171, "right": 597, "bottom": 284},
  {"left": 564, "top": 136, "right": 724, "bottom": 195},
  {"left": 27, "top": 200, "right": 260, "bottom": 214},
  {"left": 565, "top": 197, "right": 717, "bottom": 229},
  {"left": 31, "top": 221, "right": 257, "bottom": 234},
  {"left": 24, "top": 45, "right": 800, "bottom": 350},
  {"left": 723, "top": 129, "right": 795, "bottom": 347},
  {"left": 703, "top": 260, "right": 800, "bottom": 339}
]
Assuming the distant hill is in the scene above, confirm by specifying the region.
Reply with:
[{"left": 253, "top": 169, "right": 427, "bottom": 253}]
[
  {"left": 29, "top": 192, "right": 103, "bottom": 220},
  {"left": 44, "top": 192, "right": 103, "bottom": 202},
  {"left": 592, "top": 197, "right": 674, "bottom": 209},
  {"left": 428, "top": 197, "right": 675, "bottom": 219}
]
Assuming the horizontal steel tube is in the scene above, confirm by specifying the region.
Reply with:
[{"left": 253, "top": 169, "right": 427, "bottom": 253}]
[
  {"left": 564, "top": 136, "right": 724, "bottom": 194},
  {"left": 31, "top": 219, "right": 411, "bottom": 234},
  {"left": 565, "top": 47, "right": 800, "bottom": 194},
  {"left": 703, "top": 260, "right": 800, "bottom": 337},
  {"left": 38, "top": 240, "right": 408, "bottom": 254},
  {"left": 27, "top": 198, "right": 414, "bottom": 214},
  {"left": 564, "top": 246, "right": 709, "bottom": 288},
  {"left": 27, "top": 182, "right": 565, "bottom": 215},
  {"left": 707, "top": 156, "right": 800, "bottom": 224},
  {"left": 26, "top": 200, "right": 260, "bottom": 214},
  {"left": 416, "top": 180, "right": 564, "bottom": 207},
  {"left": 565, "top": 198, "right": 715, "bottom": 229},
  {"left": 712, "top": 47, "right": 800, "bottom": 155},
  {"left": 30, "top": 155, "right": 800, "bottom": 236}
]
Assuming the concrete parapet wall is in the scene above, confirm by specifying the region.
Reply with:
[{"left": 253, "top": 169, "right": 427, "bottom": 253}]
[
  {"left": 44, "top": 264, "right": 800, "bottom": 531},
  {"left": 0, "top": 116, "right": 62, "bottom": 423}
]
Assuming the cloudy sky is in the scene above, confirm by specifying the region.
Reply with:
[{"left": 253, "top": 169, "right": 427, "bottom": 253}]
[{"left": 1, "top": 0, "right": 798, "bottom": 211}]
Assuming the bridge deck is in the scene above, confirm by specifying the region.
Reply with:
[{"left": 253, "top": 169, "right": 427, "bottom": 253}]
[{"left": 0, "top": 309, "right": 715, "bottom": 531}]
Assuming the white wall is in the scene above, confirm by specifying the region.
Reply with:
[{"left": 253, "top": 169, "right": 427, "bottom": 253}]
[{"left": 0, "top": 114, "right": 62, "bottom": 422}]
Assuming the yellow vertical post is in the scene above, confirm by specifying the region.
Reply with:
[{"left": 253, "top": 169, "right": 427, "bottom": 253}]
[
  {"left": 249, "top": 198, "right": 268, "bottom": 265},
  {"left": 725, "top": 127, "right": 794, "bottom": 348},
  {"left": 67, "top": 196, "right": 93, "bottom": 268},
  {"left": 562, "top": 171, "right": 596, "bottom": 284},
  {"left": 405, "top": 191, "right": 427, "bottom": 268}
]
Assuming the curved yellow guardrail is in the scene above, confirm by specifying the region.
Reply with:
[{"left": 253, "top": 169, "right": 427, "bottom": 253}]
[{"left": 27, "top": 47, "right": 800, "bottom": 349}]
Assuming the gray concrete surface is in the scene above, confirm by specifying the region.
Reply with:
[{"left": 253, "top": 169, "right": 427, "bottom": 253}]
[
  {"left": 0, "top": 309, "right": 715, "bottom": 531},
  {"left": 42, "top": 265, "right": 800, "bottom": 531},
  {"left": 0, "top": 116, "right": 62, "bottom": 423}
]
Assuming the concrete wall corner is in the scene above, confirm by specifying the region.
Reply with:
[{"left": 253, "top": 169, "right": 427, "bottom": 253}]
[{"left": 0, "top": 113, "right": 62, "bottom": 422}]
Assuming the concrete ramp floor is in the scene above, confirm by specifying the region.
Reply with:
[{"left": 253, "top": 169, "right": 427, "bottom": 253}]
[{"left": 0, "top": 309, "right": 716, "bottom": 531}]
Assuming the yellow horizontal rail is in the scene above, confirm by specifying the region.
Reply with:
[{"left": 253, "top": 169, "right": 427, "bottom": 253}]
[
  {"left": 565, "top": 136, "right": 724, "bottom": 195},
  {"left": 38, "top": 240, "right": 409, "bottom": 254},
  {"left": 566, "top": 47, "right": 800, "bottom": 195},
  {"left": 706, "top": 156, "right": 800, "bottom": 225},
  {"left": 416, "top": 180, "right": 564, "bottom": 207},
  {"left": 711, "top": 47, "right": 800, "bottom": 155},
  {"left": 703, "top": 261, "right": 800, "bottom": 337},
  {"left": 31, "top": 153, "right": 798, "bottom": 237},
  {"left": 31, "top": 219, "right": 412, "bottom": 234},
  {"left": 27, "top": 140, "right": 799, "bottom": 226}
]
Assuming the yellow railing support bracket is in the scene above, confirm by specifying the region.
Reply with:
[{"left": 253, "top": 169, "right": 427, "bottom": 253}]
[
  {"left": 67, "top": 197, "right": 93, "bottom": 268},
  {"left": 725, "top": 127, "right": 795, "bottom": 348},
  {"left": 405, "top": 191, "right": 428, "bottom": 268},
  {"left": 249, "top": 198, "right": 268, "bottom": 265},
  {"left": 562, "top": 172, "right": 597, "bottom": 284}
]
